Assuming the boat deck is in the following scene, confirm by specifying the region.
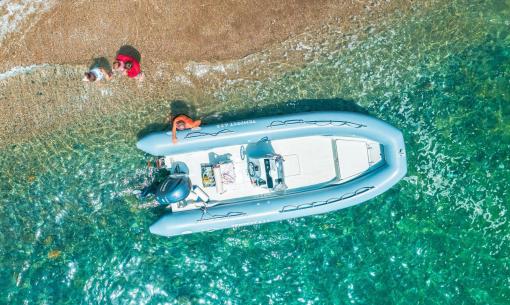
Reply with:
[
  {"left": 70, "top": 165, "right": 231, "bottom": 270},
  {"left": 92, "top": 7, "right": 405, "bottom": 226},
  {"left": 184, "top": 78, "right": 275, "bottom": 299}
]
[
  {"left": 163, "top": 135, "right": 383, "bottom": 212},
  {"left": 164, "top": 136, "right": 337, "bottom": 202}
]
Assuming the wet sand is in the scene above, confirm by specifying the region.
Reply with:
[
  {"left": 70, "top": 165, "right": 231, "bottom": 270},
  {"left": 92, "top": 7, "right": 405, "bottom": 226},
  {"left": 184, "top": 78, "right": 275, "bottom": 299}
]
[{"left": 0, "top": 0, "right": 413, "bottom": 146}]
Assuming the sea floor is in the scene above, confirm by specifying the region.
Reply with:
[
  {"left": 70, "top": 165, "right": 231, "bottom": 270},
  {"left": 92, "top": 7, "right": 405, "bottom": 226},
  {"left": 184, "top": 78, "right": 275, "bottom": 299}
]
[{"left": 0, "top": 0, "right": 509, "bottom": 304}]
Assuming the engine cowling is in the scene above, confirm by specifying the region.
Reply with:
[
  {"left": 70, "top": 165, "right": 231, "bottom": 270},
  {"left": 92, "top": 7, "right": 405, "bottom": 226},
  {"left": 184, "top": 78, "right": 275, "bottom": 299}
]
[{"left": 155, "top": 175, "right": 191, "bottom": 205}]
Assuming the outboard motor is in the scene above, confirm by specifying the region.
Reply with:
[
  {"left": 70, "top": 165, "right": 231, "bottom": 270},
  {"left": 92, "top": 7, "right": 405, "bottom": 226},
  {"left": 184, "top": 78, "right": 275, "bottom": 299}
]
[{"left": 155, "top": 175, "right": 192, "bottom": 205}]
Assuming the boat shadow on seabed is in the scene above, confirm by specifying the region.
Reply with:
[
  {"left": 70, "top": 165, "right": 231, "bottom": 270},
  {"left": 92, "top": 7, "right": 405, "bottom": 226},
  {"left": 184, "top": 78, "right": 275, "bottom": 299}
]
[{"left": 201, "top": 98, "right": 370, "bottom": 126}]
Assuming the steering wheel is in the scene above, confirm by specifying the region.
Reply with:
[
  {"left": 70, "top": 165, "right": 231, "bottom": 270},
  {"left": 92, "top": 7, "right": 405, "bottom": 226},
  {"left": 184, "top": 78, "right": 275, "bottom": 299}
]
[
  {"left": 240, "top": 145, "right": 246, "bottom": 160},
  {"left": 248, "top": 161, "right": 256, "bottom": 177}
]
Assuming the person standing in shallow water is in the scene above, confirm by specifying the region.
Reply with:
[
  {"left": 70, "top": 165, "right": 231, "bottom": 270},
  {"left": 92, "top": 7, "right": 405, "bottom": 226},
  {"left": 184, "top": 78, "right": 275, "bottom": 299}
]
[
  {"left": 113, "top": 53, "right": 144, "bottom": 81},
  {"left": 171, "top": 114, "right": 202, "bottom": 144}
]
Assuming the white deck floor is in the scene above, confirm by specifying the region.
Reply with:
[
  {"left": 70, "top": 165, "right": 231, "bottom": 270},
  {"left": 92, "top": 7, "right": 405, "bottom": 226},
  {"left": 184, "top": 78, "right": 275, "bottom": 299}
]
[
  {"left": 163, "top": 135, "right": 383, "bottom": 211},
  {"left": 164, "top": 136, "right": 336, "bottom": 201}
]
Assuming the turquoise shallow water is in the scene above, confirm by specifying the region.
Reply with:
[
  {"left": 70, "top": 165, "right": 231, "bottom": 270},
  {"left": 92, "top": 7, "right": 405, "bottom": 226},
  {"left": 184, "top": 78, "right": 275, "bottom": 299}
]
[{"left": 1, "top": 0, "right": 509, "bottom": 304}]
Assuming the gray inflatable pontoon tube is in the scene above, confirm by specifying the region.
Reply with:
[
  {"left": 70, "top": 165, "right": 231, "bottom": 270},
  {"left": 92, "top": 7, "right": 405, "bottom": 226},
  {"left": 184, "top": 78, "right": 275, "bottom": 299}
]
[{"left": 137, "top": 111, "right": 407, "bottom": 237}]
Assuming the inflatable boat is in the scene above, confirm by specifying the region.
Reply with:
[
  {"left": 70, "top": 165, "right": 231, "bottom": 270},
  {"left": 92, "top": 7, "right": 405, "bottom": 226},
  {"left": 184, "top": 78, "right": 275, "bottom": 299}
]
[{"left": 137, "top": 111, "right": 407, "bottom": 237}]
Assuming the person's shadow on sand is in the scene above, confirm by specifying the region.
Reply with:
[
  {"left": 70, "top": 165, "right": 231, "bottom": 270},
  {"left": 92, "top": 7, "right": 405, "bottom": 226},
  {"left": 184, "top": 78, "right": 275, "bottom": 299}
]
[
  {"left": 116, "top": 45, "right": 142, "bottom": 63},
  {"left": 89, "top": 57, "right": 112, "bottom": 73}
]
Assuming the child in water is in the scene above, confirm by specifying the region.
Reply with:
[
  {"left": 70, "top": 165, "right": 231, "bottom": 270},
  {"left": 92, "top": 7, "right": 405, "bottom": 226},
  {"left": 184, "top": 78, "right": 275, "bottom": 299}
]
[{"left": 83, "top": 66, "right": 112, "bottom": 82}]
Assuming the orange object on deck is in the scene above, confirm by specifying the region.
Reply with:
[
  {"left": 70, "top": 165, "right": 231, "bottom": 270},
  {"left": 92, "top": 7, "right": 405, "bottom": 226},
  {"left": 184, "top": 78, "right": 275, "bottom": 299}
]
[{"left": 172, "top": 114, "right": 201, "bottom": 143}]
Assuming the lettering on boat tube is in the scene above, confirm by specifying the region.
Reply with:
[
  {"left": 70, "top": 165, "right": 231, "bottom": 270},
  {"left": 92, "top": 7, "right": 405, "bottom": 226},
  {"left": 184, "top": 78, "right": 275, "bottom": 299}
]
[{"left": 217, "top": 119, "right": 256, "bottom": 129}]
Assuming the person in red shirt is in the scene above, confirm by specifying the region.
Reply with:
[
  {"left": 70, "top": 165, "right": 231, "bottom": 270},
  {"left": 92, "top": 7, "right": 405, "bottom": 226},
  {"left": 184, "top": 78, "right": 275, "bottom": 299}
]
[
  {"left": 171, "top": 114, "right": 202, "bottom": 144},
  {"left": 113, "top": 53, "right": 144, "bottom": 80}
]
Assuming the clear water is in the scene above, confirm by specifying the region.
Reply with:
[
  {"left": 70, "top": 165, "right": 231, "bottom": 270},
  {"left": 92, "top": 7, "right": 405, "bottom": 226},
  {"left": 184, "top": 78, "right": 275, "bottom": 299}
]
[{"left": 1, "top": 0, "right": 509, "bottom": 304}]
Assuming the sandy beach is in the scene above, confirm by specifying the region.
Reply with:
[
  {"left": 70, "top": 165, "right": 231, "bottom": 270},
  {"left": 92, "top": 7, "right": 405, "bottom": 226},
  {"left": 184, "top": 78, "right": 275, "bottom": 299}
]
[{"left": 0, "top": 0, "right": 412, "bottom": 146}]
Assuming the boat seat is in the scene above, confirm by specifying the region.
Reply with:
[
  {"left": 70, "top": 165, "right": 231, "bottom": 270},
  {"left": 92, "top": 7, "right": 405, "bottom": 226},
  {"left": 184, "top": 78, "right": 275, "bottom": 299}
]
[
  {"left": 211, "top": 162, "right": 237, "bottom": 194},
  {"left": 256, "top": 155, "right": 286, "bottom": 190},
  {"left": 218, "top": 162, "right": 236, "bottom": 184}
]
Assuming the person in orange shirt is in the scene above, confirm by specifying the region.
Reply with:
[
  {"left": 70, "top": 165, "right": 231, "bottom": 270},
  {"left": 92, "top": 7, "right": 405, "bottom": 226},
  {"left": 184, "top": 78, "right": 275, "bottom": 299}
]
[{"left": 172, "top": 114, "right": 201, "bottom": 143}]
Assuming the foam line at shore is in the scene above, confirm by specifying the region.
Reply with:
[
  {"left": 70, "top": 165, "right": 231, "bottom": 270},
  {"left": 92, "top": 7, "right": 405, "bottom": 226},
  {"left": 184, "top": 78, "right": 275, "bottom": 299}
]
[
  {"left": 0, "top": 0, "right": 55, "bottom": 44},
  {"left": 0, "top": 64, "right": 47, "bottom": 81}
]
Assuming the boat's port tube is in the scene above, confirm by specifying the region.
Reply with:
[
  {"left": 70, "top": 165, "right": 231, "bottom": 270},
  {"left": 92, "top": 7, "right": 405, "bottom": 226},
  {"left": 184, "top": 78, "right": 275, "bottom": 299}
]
[{"left": 137, "top": 111, "right": 407, "bottom": 237}]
